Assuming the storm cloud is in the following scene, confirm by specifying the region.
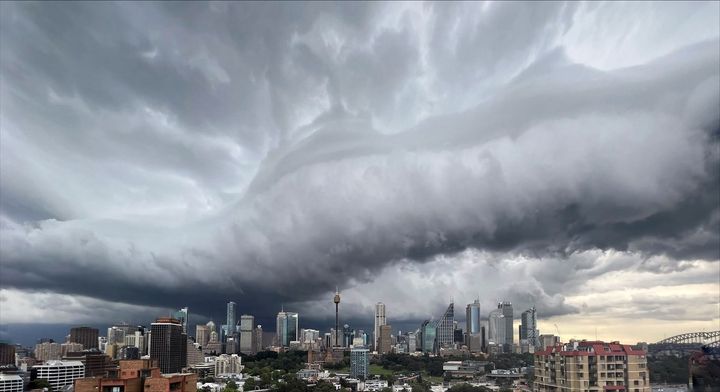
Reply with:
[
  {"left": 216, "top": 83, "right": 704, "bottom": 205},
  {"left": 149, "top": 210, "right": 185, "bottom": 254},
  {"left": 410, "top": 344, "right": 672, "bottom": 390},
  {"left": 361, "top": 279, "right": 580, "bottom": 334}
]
[{"left": 0, "top": 2, "right": 718, "bottom": 340}]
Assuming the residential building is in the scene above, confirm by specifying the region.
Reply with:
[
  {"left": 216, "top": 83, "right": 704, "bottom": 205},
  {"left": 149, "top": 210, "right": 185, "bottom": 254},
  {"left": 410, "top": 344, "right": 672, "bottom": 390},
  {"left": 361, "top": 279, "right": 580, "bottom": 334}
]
[
  {"left": 186, "top": 341, "right": 204, "bottom": 367},
  {"left": 74, "top": 359, "right": 197, "bottom": 392},
  {"left": 195, "top": 325, "right": 209, "bottom": 349},
  {"left": 539, "top": 335, "right": 560, "bottom": 350},
  {"left": 435, "top": 303, "right": 455, "bottom": 349},
  {"left": 255, "top": 325, "right": 263, "bottom": 353},
  {"left": 0, "top": 343, "right": 16, "bottom": 366},
  {"left": 70, "top": 327, "right": 99, "bottom": 350},
  {"left": 60, "top": 342, "right": 83, "bottom": 357},
  {"left": 0, "top": 374, "right": 23, "bottom": 392},
  {"left": 34, "top": 342, "right": 62, "bottom": 362},
  {"left": 534, "top": 340, "right": 650, "bottom": 392},
  {"left": 378, "top": 325, "right": 392, "bottom": 355},
  {"left": 214, "top": 354, "right": 243, "bottom": 376},
  {"left": 407, "top": 332, "right": 417, "bottom": 352},
  {"left": 239, "top": 315, "right": 255, "bottom": 355},
  {"left": 150, "top": 317, "right": 185, "bottom": 374},
  {"left": 374, "top": 303, "right": 386, "bottom": 352},
  {"left": 32, "top": 360, "right": 85, "bottom": 390},
  {"left": 350, "top": 348, "right": 369, "bottom": 380}
]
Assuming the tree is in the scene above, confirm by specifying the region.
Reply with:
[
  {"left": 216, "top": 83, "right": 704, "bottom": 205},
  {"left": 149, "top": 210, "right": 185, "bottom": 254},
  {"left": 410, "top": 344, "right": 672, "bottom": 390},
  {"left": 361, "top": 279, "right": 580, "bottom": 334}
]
[
  {"left": 223, "top": 380, "right": 238, "bottom": 392},
  {"left": 28, "top": 379, "right": 53, "bottom": 392},
  {"left": 242, "top": 378, "right": 256, "bottom": 391},
  {"left": 315, "top": 381, "right": 336, "bottom": 392}
]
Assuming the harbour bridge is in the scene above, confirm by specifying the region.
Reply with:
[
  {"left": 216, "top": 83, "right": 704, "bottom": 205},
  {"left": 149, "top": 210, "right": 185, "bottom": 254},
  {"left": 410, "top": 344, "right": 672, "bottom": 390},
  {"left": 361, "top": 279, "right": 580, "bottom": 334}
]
[{"left": 648, "top": 331, "right": 720, "bottom": 356}]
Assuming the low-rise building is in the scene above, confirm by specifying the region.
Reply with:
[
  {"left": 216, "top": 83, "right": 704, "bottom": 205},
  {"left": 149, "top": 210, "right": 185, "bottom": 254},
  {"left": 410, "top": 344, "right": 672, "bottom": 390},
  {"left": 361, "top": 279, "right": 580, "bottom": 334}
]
[
  {"left": 0, "top": 374, "right": 23, "bottom": 392},
  {"left": 31, "top": 360, "right": 85, "bottom": 391},
  {"left": 74, "top": 359, "right": 197, "bottom": 392}
]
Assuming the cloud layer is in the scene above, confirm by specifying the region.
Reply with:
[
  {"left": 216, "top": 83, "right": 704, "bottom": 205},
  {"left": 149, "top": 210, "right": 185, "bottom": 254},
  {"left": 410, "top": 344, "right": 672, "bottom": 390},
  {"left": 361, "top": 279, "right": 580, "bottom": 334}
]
[{"left": 1, "top": 2, "right": 718, "bottom": 341}]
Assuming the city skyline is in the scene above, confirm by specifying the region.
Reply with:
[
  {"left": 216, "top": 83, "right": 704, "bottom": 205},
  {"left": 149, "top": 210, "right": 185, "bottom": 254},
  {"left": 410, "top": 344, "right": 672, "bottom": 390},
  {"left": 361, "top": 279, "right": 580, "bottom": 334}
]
[{"left": 1, "top": 1, "right": 719, "bottom": 346}]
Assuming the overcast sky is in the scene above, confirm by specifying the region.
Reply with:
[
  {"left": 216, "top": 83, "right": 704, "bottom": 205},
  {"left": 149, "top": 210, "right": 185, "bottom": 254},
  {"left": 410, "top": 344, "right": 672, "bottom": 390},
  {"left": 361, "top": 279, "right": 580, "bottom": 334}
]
[{"left": 1, "top": 2, "right": 719, "bottom": 344}]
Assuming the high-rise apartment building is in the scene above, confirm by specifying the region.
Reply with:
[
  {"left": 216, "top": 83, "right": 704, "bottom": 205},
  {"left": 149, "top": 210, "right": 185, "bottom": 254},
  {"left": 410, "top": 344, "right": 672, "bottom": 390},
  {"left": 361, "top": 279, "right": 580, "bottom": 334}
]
[
  {"left": 0, "top": 343, "right": 16, "bottom": 366},
  {"left": 35, "top": 342, "right": 62, "bottom": 362},
  {"left": 195, "top": 324, "right": 210, "bottom": 348},
  {"left": 255, "top": 325, "right": 263, "bottom": 353},
  {"left": 31, "top": 360, "right": 85, "bottom": 390},
  {"left": 239, "top": 315, "right": 255, "bottom": 354},
  {"left": 226, "top": 302, "right": 236, "bottom": 337},
  {"left": 60, "top": 342, "right": 83, "bottom": 357},
  {"left": 70, "top": 327, "right": 99, "bottom": 350},
  {"left": 276, "top": 310, "right": 299, "bottom": 347},
  {"left": 374, "top": 303, "right": 386, "bottom": 352},
  {"left": 350, "top": 348, "right": 369, "bottom": 380},
  {"left": 150, "top": 317, "right": 185, "bottom": 374},
  {"left": 520, "top": 306, "right": 539, "bottom": 349},
  {"left": 435, "top": 302, "right": 454, "bottom": 349},
  {"left": 534, "top": 340, "right": 650, "bottom": 392},
  {"left": 215, "top": 354, "right": 244, "bottom": 376},
  {"left": 378, "top": 325, "right": 392, "bottom": 354},
  {"left": 539, "top": 334, "right": 560, "bottom": 350}
]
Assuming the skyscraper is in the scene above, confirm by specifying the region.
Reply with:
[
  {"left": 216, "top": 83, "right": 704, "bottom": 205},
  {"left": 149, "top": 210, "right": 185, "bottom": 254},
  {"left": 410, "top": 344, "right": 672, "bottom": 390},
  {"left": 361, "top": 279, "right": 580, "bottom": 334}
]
[
  {"left": 466, "top": 299, "right": 482, "bottom": 351},
  {"left": 374, "top": 302, "right": 386, "bottom": 352},
  {"left": 350, "top": 347, "right": 369, "bottom": 380},
  {"left": 466, "top": 299, "right": 481, "bottom": 335},
  {"left": 174, "top": 307, "right": 189, "bottom": 334},
  {"left": 521, "top": 307, "right": 539, "bottom": 348},
  {"left": 499, "top": 301, "right": 514, "bottom": 352},
  {"left": 378, "top": 325, "right": 392, "bottom": 354},
  {"left": 195, "top": 324, "right": 210, "bottom": 348},
  {"left": 488, "top": 309, "right": 506, "bottom": 352},
  {"left": 226, "top": 302, "right": 236, "bottom": 336},
  {"left": 434, "top": 302, "right": 454, "bottom": 349},
  {"left": 420, "top": 320, "right": 436, "bottom": 353},
  {"left": 276, "top": 310, "right": 299, "bottom": 347},
  {"left": 69, "top": 327, "right": 99, "bottom": 350},
  {"left": 239, "top": 315, "right": 255, "bottom": 354},
  {"left": 150, "top": 317, "right": 185, "bottom": 373}
]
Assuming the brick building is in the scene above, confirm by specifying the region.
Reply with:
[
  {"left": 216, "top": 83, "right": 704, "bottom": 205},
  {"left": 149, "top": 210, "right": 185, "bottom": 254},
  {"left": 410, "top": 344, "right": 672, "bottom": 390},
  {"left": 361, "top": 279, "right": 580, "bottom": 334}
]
[{"left": 74, "top": 359, "right": 197, "bottom": 392}]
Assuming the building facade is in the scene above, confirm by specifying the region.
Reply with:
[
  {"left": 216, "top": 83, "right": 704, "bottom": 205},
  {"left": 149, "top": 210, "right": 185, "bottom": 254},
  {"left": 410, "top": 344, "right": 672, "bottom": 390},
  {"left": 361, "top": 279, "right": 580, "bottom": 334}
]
[
  {"left": 0, "top": 374, "right": 23, "bottom": 392},
  {"left": 214, "top": 354, "right": 243, "bottom": 376},
  {"left": 378, "top": 325, "right": 392, "bottom": 355},
  {"left": 374, "top": 303, "right": 386, "bottom": 352},
  {"left": 239, "top": 315, "right": 255, "bottom": 355},
  {"left": 520, "top": 307, "right": 539, "bottom": 349},
  {"left": 70, "top": 327, "right": 99, "bottom": 350},
  {"left": 435, "top": 303, "right": 455, "bottom": 349},
  {"left": 226, "top": 302, "right": 236, "bottom": 338},
  {"left": 74, "top": 359, "right": 197, "bottom": 392},
  {"left": 276, "top": 311, "right": 299, "bottom": 347},
  {"left": 350, "top": 348, "right": 369, "bottom": 380},
  {"left": 174, "top": 308, "right": 189, "bottom": 334},
  {"left": 32, "top": 360, "right": 85, "bottom": 390},
  {"left": 150, "top": 318, "right": 185, "bottom": 374},
  {"left": 488, "top": 309, "right": 506, "bottom": 352},
  {"left": 534, "top": 340, "right": 650, "bottom": 392},
  {"left": 499, "top": 302, "right": 514, "bottom": 352},
  {"left": 0, "top": 343, "right": 16, "bottom": 366},
  {"left": 35, "top": 342, "right": 62, "bottom": 362}
]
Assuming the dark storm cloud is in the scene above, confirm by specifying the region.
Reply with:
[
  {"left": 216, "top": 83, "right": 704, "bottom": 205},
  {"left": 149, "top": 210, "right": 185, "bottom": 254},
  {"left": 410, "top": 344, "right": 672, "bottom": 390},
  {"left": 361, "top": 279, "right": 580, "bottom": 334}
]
[{"left": 0, "top": 2, "right": 718, "bottom": 325}]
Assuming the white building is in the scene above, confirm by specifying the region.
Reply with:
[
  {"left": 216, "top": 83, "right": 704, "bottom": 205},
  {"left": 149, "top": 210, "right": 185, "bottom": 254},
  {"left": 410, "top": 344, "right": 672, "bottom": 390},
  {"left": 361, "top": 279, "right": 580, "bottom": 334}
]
[
  {"left": 214, "top": 354, "right": 243, "bottom": 376},
  {"left": 34, "top": 342, "right": 61, "bottom": 362},
  {"left": 364, "top": 379, "right": 389, "bottom": 391},
  {"left": 32, "top": 360, "right": 85, "bottom": 391},
  {"left": 0, "top": 374, "right": 23, "bottom": 392}
]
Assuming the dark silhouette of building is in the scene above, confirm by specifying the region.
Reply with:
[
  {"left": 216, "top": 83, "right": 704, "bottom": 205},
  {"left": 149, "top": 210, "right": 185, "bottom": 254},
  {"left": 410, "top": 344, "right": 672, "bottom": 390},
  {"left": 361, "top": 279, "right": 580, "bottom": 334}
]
[
  {"left": 0, "top": 343, "right": 15, "bottom": 366},
  {"left": 69, "top": 327, "right": 99, "bottom": 350},
  {"left": 150, "top": 318, "right": 185, "bottom": 374},
  {"left": 64, "top": 350, "right": 116, "bottom": 377}
]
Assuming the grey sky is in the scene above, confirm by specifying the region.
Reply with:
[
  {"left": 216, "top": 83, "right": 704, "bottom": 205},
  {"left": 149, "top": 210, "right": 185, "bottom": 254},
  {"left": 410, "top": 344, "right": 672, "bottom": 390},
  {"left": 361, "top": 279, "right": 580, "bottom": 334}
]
[{"left": 0, "top": 1, "right": 718, "bottom": 342}]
